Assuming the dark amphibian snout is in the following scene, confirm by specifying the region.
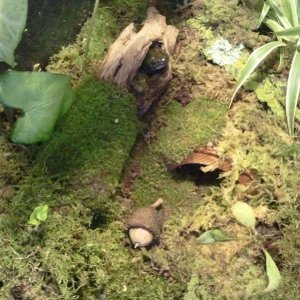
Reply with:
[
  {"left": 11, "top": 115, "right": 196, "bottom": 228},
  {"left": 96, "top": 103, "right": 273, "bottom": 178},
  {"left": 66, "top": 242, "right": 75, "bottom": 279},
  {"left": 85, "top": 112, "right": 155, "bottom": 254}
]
[{"left": 140, "top": 41, "right": 169, "bottom": 76}]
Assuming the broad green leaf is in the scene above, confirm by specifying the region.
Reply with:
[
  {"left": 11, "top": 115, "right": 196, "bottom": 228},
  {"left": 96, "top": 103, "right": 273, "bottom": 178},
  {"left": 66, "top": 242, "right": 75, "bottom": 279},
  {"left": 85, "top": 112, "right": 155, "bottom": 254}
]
[
  {"left": 28, "top": 204, "right": 49, "bottom": 226},
  {"left": 0, "top": 0, "right": 28, "bottom": 66},
  {"left": 230, "top": 41, "right": 285, "bottom": 107},
  {"left": 197, "top": 229, "right": 232, "bottom": 244},
  {"left": 286, "top": 46, "right": 300, "bottom": 136},
  {"left": 276, "top": 26, "right": 300, "bottom": 36},
  {"left": 258, "top": 3, "right": 270, "bottom": 28},
  {"left": 231, "top": 201, "right": 256, "bottom": 230},
  {"left": 263, "top": 249, "right": 281, "bottom": 292},
  {"left": 0, "top": 71, "right": 73, "bottom": 144}
]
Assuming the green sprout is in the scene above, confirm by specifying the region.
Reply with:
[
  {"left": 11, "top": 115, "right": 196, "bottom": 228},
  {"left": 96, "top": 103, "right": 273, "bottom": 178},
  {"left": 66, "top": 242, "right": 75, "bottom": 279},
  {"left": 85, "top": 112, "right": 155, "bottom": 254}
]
[
  {"left": 28, "top": 204, "right": 49, "bottom": 226},
  {"left": 230, "top": 0, "right": 300, "bottom": 136}
]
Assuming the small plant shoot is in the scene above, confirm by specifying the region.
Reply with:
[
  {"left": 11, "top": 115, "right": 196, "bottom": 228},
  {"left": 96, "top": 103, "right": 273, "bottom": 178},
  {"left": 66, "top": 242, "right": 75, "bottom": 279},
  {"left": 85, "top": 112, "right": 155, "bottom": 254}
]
[{"left": 28, "top": 204, "right": 49, "bottom": 226}]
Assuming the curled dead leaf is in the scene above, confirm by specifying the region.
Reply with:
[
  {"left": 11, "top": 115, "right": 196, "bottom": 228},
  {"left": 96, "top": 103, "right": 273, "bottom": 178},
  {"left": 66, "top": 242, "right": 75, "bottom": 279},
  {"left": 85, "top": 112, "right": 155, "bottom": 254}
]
[
  {"left": 168, "top": 147, "right": 232, "bottom": 173},
  {"left": 237, "top": 170, "right": 257, "bottom": 185}
]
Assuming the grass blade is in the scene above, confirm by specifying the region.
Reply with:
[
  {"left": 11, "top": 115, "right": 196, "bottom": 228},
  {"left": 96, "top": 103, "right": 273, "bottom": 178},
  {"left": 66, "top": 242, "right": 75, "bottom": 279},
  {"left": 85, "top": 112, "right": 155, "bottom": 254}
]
[
  {"left": 277, "top": 46, "right": 285, "bottom": 72},
  {"left": 265, "top": 19, "right": 295, "bottom": 41},
  {"left": 258, "top": 2, "right": 270, "bottom": 28},
  {"left": 286, "top": 46, "right": 300, "bottom": 136},
  {"left": 276, "top": 26, "right": 300, "bottom": 36},
  {"left": 287, "top": 0, "right": 298, "bottom": 26},
  {"left": 230, "top": 41, "right": 285, "bottom": 107},
  {"left": 266, "top": 0, "right": 293, "bottom": 29}
]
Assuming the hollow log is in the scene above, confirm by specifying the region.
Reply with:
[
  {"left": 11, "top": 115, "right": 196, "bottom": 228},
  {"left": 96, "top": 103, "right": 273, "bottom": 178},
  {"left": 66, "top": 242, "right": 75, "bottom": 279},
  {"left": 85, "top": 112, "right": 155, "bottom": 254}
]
[{"left": 98, "top": 7, "right": 179, "bottom": 115}]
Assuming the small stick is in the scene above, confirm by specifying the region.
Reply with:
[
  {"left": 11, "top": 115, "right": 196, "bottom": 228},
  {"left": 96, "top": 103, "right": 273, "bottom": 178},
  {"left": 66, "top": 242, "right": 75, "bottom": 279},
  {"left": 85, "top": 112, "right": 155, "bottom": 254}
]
[{"left": 151, "top": 198, "right": 163, "bottom": 208}]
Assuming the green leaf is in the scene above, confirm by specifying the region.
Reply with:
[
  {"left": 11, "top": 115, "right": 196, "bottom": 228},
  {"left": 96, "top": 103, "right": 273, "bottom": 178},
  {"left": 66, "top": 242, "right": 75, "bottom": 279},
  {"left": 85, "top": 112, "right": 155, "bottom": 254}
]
[
  {"left": 230, "top": 41, "right": 286, "bottom": 107},
  {"left": 258, "top": 3, "right": 270, "bottom": 28},
  {"left": 274, "top": 45, "right": 285, "bottom": 72},
  {"left": 231, "top": 201, "right": 256, "bottom": 230},
  {"left": 263, "top": 249, "right": 281, "bottom": 292},
  {"left": 265, "top": 19, "right": 296, "bottom": 41},
  {"left": 287, "top": 0, "right": 298, "bottom": 27},
  {"left": 0, "top": 71, "right": 74, "bottom": 144},
  {"left": 28, "top": 204, "right": 49, "bottom": 226},
  {"left": 286, "top": 46, "right": 300, "bottom": 136},
  {"left": 266, "top": 0, "right": 293, "bottom": 29},
  {"left": 276, "top": 26, "right": 300, "bottom": 36},
  {"left": 0, "top": 0, "right": 28, "bottom": 66},
  {"left": 197, "top": 229, "right": 232, "bottom": 244}
]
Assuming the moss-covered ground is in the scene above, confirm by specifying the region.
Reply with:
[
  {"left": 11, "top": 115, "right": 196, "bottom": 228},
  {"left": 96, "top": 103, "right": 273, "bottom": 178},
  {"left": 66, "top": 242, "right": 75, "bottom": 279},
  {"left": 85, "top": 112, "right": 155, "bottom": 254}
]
[{"left": 1, "top": 0, "right": 300, "bottom": 299}]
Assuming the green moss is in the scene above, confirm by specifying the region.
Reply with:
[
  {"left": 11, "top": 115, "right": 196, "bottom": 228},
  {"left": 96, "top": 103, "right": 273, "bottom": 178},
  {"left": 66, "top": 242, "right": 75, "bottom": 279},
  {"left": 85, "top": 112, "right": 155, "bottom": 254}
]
[
  {"left": 35, "top": 78, "right": 138, "bottom": 180},
  {"left": 0, "top": 75, "right": 177, "bottom": 298},
  {"left": 129, "top": 98, "right": 227, "bottom": 208}
]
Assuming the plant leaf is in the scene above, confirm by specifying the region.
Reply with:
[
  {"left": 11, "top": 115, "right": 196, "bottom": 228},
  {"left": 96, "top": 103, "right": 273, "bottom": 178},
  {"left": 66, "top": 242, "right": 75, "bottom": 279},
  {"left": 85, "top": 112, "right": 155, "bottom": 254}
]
[
  {"left": 28, "top": 204, "right": 49, "bottom": 226},
  {"left": 197, "top": 229, "right": 232, "bottom": 244},
  {"left": 286, "top": 45, "right": 300, "bottom": 136},
  {"left": 263, "top": 249, "right": 281, "bottom": 293},
  {"left": 276, "top": 26, "right": 300, "bottom": 36},
  {"left": 287, "top": 0, "right": 298, "bottom": 27},
  {"left": 266, "top": 0, "right": 293, "bottom": 29},
  {"left": 230, "top": 41, "right": 285, "bottom": 107},
  {"left": 231, "top": 201, "right": 256, "bottom": 230},
  {"left": 0, "top": 0, "right": 28, "bottom": 66},
  {"left": 265, "top": 19, "right": 296, "bottom": 42},
  {"left": 258, "top": 2, "right": 270, "bottom": 28},
  {"left": 0, "top": 71, "right": 74, "bottom": 144}
]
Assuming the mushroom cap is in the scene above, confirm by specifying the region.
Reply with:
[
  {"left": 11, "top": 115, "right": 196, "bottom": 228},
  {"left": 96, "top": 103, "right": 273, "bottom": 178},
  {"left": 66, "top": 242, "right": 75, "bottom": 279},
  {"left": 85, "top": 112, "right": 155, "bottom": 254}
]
[
  {"left": 127, "top": 206, "right": 162, "bottom": 247},
  {"left": 129, "top": 228, "right": 154, "bottom": 248}
]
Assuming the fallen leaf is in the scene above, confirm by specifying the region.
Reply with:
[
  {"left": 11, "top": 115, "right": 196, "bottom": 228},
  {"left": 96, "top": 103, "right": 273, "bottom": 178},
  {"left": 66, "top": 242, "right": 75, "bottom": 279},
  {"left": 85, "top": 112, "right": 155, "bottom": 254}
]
[
  {"left": 168, "top": 147, "right": 232, "bottom": 172},
  {"left": 231, "top": 201, "right": 256, "bottom": 231},
  {"left": 197, "top": 229, "right": 233, "bottom": 244},
  {"left": 263, "top": 249, "right": 281, "bottom": 293},
  {"left": 237, "top": 170, "right": 257, "bottom": 185}
]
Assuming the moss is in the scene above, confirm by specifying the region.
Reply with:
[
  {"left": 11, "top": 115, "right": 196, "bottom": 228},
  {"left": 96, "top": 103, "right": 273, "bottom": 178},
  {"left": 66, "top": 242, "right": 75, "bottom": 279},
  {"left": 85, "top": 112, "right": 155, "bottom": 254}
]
[
  {"left": 129, "top": 97, "right": 300, "bottom": 299},
  {"left": 0, "top": 74, "right": 178, "bottom": 298},
  {"left": 47, "top": 1, "right": 147, "bottom": 83},
  {"left": 34, "top": 78, "right": 139, "bottom": 181},
  {"left": 0, "top": 136, "right": 27, "bottom": 186},
  {"left": 128, "top": 98, "right": 227, "bottom": 208}
]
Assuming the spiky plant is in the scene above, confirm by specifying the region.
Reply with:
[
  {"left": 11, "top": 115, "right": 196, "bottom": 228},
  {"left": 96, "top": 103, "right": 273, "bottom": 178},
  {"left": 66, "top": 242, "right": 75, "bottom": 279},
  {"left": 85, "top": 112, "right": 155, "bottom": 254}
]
[{"left": 230, "top": 0, "right": 300, "bottom": 136}]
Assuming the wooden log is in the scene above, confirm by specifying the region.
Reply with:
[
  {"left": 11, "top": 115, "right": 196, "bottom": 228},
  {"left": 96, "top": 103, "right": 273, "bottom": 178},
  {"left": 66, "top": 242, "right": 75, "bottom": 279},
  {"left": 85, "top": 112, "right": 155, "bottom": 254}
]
[{"left": 98, "top": 7, "right": 179, "bottom": 115}]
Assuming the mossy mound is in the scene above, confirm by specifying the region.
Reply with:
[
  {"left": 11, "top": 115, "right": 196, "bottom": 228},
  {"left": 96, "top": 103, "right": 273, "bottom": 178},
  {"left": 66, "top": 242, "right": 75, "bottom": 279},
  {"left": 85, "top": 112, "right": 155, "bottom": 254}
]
[{"left": 1, "top": 0, "right": 300, "bottom": 298}]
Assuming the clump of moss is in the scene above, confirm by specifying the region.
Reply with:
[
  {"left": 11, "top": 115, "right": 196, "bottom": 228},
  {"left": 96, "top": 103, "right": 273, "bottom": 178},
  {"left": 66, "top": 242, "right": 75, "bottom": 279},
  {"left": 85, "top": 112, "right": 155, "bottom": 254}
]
[
  {"left": 0, "top": 136, "right": 27, "bottom": 186},
  {"left": 0, "top": 75, "right": 177, "bottom": 299}
]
